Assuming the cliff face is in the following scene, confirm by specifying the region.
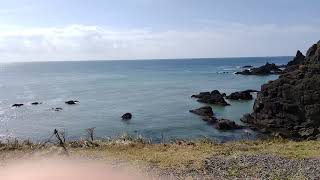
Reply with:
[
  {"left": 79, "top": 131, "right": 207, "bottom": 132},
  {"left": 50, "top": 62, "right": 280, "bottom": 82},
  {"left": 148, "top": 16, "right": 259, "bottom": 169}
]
[{"left": 242, "top": 41, "right": 320, "bottom": 139}]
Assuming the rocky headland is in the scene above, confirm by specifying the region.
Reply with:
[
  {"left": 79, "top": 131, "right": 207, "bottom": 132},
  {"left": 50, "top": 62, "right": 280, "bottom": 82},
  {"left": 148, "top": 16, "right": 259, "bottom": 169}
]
[
  {"left": 235, "top": 62, "right": 283, "bottom": 75},
  {"left": 241, "top": 40, "right": 320, "bottom": 140}
]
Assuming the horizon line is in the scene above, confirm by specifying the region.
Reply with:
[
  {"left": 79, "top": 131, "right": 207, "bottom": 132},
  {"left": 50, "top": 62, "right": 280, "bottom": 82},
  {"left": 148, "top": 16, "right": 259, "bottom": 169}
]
[{"left": 1, "top": 55, "right": 293, "bottom": 64}]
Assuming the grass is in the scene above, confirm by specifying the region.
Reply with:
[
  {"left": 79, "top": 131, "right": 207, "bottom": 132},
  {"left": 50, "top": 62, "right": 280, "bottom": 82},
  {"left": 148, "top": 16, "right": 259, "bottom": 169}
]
[
  {"left": 0, "top": 136, "right": 320, "bottom": 176},
  {"left": 68, "top": 137, "right": 320, "bottom": 171}
]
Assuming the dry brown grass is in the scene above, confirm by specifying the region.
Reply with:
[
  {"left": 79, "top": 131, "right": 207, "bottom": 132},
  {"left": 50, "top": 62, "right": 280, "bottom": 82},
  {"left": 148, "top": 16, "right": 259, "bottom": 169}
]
[
  {"left": 0, "top": 136, "right": 320, "bottom": 172},
  {"left": 69, "top": 137, "right": 320, "bottom": 172}
]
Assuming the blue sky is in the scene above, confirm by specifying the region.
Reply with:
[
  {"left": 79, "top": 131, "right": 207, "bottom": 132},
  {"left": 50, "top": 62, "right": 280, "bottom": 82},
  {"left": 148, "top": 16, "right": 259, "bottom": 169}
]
[{"left": 0, "top": 0, "right": 319, "bottom": 61}]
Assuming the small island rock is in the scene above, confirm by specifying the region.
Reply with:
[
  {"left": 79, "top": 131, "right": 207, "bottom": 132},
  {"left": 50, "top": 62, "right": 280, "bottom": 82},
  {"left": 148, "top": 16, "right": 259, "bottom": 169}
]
[
  {"left": 65, "top": 100, "right": 79, "bottom": 105},
  {"left": 122, "top": 113, "right": 132, "bottom": 120},
  {"left": 12, "top": 104, "right": 24, "bottom": 107},
  {"left": 31, "top": 102, "right": 42, "bottom": 105},
  {"left": 192, "top": 90, "right": 230, "bottom": 106},
  {"left": 189, "top": 106, "right": 214, "bottom": 117}
]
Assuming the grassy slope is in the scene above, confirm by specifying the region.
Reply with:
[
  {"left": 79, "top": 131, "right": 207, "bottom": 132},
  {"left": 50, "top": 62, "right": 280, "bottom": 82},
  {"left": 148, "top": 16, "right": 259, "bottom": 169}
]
[
  {"left": 1, "top": 138, "right": 320, "bottom": 178},
  {"left": 71, "top": 139, "right": 320, "bottom": 170}
]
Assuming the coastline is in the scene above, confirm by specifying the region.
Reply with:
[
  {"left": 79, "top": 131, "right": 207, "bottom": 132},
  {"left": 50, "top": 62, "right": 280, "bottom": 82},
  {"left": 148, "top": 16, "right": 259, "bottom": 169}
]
[{"left": 0, "top": 57, "right": 289, "bottom": 142}]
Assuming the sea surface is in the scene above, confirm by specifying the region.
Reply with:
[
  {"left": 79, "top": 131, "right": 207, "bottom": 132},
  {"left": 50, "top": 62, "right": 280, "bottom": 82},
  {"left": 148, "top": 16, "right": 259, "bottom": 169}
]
[{"left": 0, "top": 57, "right": 291, "bottom": 142}]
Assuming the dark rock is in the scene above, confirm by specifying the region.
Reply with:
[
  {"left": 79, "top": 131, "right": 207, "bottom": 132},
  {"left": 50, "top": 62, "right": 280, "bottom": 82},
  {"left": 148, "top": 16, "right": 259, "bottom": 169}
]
[
  {"left": 240, "top": 113, "right": 253, "bottom": 124},
  {"left": 31, "top": 102, "right": 42, "bottom": 105},
  {"left": 122, "top": 113, "right": 132, "bottom": 120},
  {"left": 12, "top": 104, "right": 24, "bottom": 107},
  {"left": 226, "top": 90, "right": 253, "bottom": 100},
  {"left": 236, "top": 62, "right": 282, "bottom": 75},
  {"left": 189, "top": 106, "right": 214, "bottom": 117},
  {"left": 191, "top": 92, "right": 210, "bottom": 98},
  {"left": 215, "top": 119, "right": 242, "bottom": 130},
  {"left": 287, "top": 50, "right": 305, "bottom": 66},
  {"left": 65, "top": 100, "right": 79, "bottom": 105},
  {"left": 242, "top": 65, "right": 253, "bottom": 68},
  {"left": 190, "top": 106, "right": 218, "bottom": 124},
  {"left": 192, "top": 90, "right": 230, "bottom": 106},
  {"left": 241, "top": 40, "right": 320, "bottom": 140}
]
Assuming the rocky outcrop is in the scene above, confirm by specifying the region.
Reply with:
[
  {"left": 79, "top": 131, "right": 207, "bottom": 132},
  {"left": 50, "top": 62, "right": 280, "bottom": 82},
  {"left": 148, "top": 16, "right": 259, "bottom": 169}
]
[
  {"left": 236, "top": 63, "right": 282, "bottom": 75},
  {"left": 191, "top": 90, "right": 230, "bottom": 106},
  {"left": 65, "top": 100, "right": 79, "bottom": 105},
  {"left": 189, "top": 106, "right": 244, "bottom": 129},
  {"left": 287, "top": 50, "right": 305, "bottom": 66},
  {"left": 122, "top": 113, "right": 132, "bottom": 120},
  {"left": 216, "top": 119, "right": 242, "bottom": 130},
  {"left": 241, "top": 41, "right": 320, "bottom": 140},
  {"left": 190, "top": 106, "right": 217, "bottom": 123}
]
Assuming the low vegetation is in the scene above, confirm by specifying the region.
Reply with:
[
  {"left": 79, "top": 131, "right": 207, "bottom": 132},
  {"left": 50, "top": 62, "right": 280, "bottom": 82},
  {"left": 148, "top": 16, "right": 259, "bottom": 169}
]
[
  {"left": 0, "top": 134, "right": 320, "bottom": 174},
  {"left": 0, "top": 133, "right": 319, "bottom": 179}
]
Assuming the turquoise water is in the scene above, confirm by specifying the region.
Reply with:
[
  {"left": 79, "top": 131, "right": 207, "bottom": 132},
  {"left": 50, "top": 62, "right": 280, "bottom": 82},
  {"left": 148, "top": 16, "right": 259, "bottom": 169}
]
[{"left": 0, "top": 57, "right": 290, "bottom": 142}]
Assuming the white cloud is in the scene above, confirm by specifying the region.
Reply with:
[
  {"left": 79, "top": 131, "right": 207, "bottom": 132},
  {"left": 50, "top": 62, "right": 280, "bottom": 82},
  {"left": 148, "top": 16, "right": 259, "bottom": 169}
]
[{"left": 0, "top": 23, "right": 318, "bottom": 62}]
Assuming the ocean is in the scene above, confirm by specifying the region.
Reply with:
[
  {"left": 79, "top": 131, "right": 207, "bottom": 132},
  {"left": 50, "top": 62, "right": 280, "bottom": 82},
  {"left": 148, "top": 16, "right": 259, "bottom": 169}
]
[{"left": 0, "top": 57, "right": 291, "bottom": 142}]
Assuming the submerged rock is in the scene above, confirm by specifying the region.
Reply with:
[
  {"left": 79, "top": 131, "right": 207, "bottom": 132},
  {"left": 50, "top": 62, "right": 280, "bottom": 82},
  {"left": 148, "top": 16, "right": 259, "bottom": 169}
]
[
  {"left": 122, "top": 113, "right": 132, "bottom": 120},
  {"left": 236, "top": 63, "right": 282, "bottom": 75},
  {"left": 51, "top": 107, "right": 63, "bottom": 112},
  {"left": 192, "top": 90, "right": 230, "bottom": 106},
  {"left": 12, "top": 104, "right": 24, "bottom": 107},
  {"left": 65, "top": 100, "right": 79, "bottom": 105},
  {"left": 241, "top": 40, "right": 320, "bottom": 139},
  {"left": 202, "top": 116, "right": 218, "bottom": 123}
]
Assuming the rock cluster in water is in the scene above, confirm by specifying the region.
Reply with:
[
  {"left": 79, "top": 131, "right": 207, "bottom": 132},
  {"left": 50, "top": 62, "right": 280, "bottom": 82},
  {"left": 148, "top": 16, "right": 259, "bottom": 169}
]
[
  {"left": 236, "top": 62, "right": 283, "bottom": 75},
  {"left": 190, "top": 89, "right": 259, "bottom": 130},
  {"left": 189, "top": 106, "right": 217, "bottom": 123},
  {"left": 191, "top": 90, "right": 230, "bottom": 106},
  {"left": 241, "top": 40, "right": 320, "bottom": 140},
  {"left": 189, "top": 106, "right": 242, "bottom": 130}
]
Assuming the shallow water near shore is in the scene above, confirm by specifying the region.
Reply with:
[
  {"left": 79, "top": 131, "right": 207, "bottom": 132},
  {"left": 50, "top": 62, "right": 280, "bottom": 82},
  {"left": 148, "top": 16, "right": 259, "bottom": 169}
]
[{"left": 0, "top": 57, "right": 290, "bottom": 142}]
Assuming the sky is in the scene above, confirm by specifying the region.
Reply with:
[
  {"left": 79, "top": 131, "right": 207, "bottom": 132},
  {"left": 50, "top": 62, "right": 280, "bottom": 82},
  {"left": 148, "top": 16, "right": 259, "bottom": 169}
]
[{"left": 0, "top": 0, "right": 319, "bottom": 62}]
